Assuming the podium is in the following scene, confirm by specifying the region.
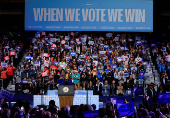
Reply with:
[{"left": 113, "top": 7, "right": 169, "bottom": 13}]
[{"left": 58, "top": 85, "right": 74, "bottom": 109}]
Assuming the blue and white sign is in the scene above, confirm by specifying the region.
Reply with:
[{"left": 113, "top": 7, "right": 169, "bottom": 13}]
[
  {"left": 106, "top": 33, "right": 112, "bottom": 37},
  {"left": 117, "top": 102, "right": 135, "bottom": 117},
  {"left": 1, "top": 62, "right": 7, "bottom": 67},
  {"left": 0, "top": 89, "right": 14, "bottom": 100},
  {"left": 83, "top": 111, "right": 99, "bottom": 118},
  {"left": 33, "top": 46, "right": 38, "bottom": 49},
  {"left": 34, "top": 62, "right": 40, "bottom": 66},
  {"left": 92, "top": 54, "right": 98, "bottom": 59},
  {"left": 51, "top": 38, "right": 57, "bottom": 42},
  {"left": 104, "top": 45, "right": 109, "bottom": 49},
  {"left": 99, "top": 51, "right": 106, "bottom": 55},
  {"left": 78, "top": 67, "right": 85, "bottom": 71},
  {"left": 158, "top": 93, "right": 170, "bottom": 104},
  {"left": 54, "top": 62, "right": 59, "bottom": 66},
  {"left": 70, "top": 52, "right": 76, "bottom": 57},
  {"left": 25, "top": 0, "right": 153, "bottom": 32},
  {"left": 76, "top": 41, "right": 82, "bottom": 45},
  {"left": 25, "top": 56, "right": 31, "bottom": 60}
]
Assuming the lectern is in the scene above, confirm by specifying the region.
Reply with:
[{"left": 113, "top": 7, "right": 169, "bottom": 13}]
[{"left": 58, "top": 85, "right": 74, "bottom": 109}]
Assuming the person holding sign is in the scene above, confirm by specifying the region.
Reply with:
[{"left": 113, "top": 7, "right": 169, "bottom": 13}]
[{"left": 1, "top": 67, "right": 8, "bottom": 89}]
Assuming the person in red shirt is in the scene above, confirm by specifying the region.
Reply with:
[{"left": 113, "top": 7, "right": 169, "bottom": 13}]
[
  {"left": 7, "top": 63, "right": 15, "bottom": 84},
  {"left": 1, "top": 67, "right": 8, "bottom": 89}
]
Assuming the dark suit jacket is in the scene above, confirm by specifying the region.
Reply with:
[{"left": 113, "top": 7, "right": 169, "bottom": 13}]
[
  {"left": 147, "top": 86, "right": 156, "bottom": 97},
  {"left": 94, "top": 84, "right": 102, "bottom": 95}
]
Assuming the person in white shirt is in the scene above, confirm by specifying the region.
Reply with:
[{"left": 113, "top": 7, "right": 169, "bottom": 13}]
[
  {"left": 122, "top": 53, "right": 128, "bottom": 61},
  {"left": 135, "top": 54, "right": 142, "bottom": 64},
  {"left": 44, "top": 57, "right": 50, "bottom": 67},
  {"left": 114, "top": 69, "right": 120, "bottom": 80}
]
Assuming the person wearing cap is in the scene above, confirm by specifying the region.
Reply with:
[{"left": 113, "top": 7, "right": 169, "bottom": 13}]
[
  {"left": 135, "top": 54, "right": 142, "bottom": 65},
  {"left": 97, "top": 71, "right": 103, "bottom": 83}
]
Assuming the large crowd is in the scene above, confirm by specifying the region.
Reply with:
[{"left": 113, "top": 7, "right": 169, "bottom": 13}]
[{"left": 1, "top": 96, "right": 170, "bottom": 118}]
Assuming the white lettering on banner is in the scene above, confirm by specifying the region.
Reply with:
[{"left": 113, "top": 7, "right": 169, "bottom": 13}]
[
  {"left": 125, "top": 9, "right": 145, "bottom": 22},
  {"left": 76, "top": 9, "right": 80, "bottom": 21},
  {"left": 118, "top": 9, "right": 123, "bottom": 22},
  {"left": 89, "top": 9, "right": 95, "bottom": 21},
  {"left": 82, "top": 9, "right": 88, "bottom": 21},
  {"left": 33, "top": 8, "right": 43, "bottom": 21},
  {"left": 108, "top": 9, "right": 118, "bottom": 22},
  {"left": 44, "top": 8, "right": 50, "bottom": 21},
  {"left": 33, "top": 8, "right": 63, "bottom": 21},
  {"left": 101, "top": 9, "right": 106, "bottom": 22},
  {"left": 65, "top": 8, "right": 75, "bottom": 21},
  {"left": 33, "top": 8, "right": 146, "bottom": 22}
]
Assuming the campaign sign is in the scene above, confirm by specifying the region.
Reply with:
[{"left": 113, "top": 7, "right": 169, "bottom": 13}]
[
  {"left": 87, "top": 36, "right": 92, "bottom": 40},
  {"left": 76, "top": 41, "right": 82, "bottom": 45},
  {"left": 86, "top": 62, "right": 91, "bottom": 66},
  {"left": 65, "top": 46, "right": 72, "bottom": 50},
  {"left": 104, "top": 45, "right": 109, "bottom": 49},
  {"left": 42, "top": 72, "right": 48, "bottom": 77},
  {"left": 136, "top": 41, "right": 142, "bottom": 45},
  {"left": 54, "top": 62, "right": 59, "bottom": 66},
  {"left": 124, "top": 73, "right": 129, "bottom": 77},
  {"left": 117, "top": 102, "right": 135, "bottom": 116},
  {"left": 61, "top": 40, "right": 66, "bottom": 45},
  {"left": 120, "top": 47, "right": 125, "bottom": 50},
  {"left": 135, "top": 36, "right": 141, "bottom": 41},
  {"left": 81, "top": 37, "right": 87, "bottom": 43},
  {"left": 25, "top": 56, "right": 31, "bottom": 60},
  {"left": 83, "top": 110, "right": 99, "bottom": 118},
  {"left": 128, "top": 39, "right": 133, "bottom": 42},
  {"left": 50, "top": 47, "right": 56, "bottom": 51},
  {"left": 43, "top": 53, "right": 49, "bottom": 57},
  {"left": 98, "top": 69, "right": 104, "bottom": 73},
  {"left": 35, "top": 33, "right": 40, "bottom": 38},
  {"left": 88, "top": 41, "right": 94, "bottom": 45},
  {"left": 49, "top": 33, "right": 54, "bottom": 37},
  {"left": 117, "top": 57, "right": 123, "bottom": 61},
  {"left": 111, "top": 97, "right": 125, "bottom": 105},
  {"left": 65, "top": 36, "right": 70, "bottom": 40},
  {"left": 78, "top": 67, "right": 85, "bottom": 71},
  {"left": 66, "top": 57, "right": 70, "bottom": 61},
  {"left": 105, "top": 70, "right": 111, "bottom": 74},
  {"left": 133, "top": 86, "right": 144, "bottom": 96},
  {"left": 60, "top": 63, "right": 67, "bottom": 68},
  {"left": 4, "top": 56, "right": 10, "bottom": 61},
  {"left": 114, "top": 37, "right": 119, "bottom": 41},
  {"left": 0, "top": 89, "right": 14, "bottom": 100},
  {"left": 70, "top": 40, "right": 75, "bottom": 44},
  {"left": 99, "top": 51, "right": 106, "bottom": 55},
  {"left": 70, "top": 52, "right": 76, "bottom": 57},
  {"left": 10, "top": 51, "right": 16, "bottom": 55},
  {"left": 5, "top": 46, "right": 10, "bottom": 49},
  {"left": 158, "top": 93, "right": 170, "bottom": 105},
  {"left": 60, "top": 35, "right": 64, "bottom": 39},
  {"left": 92, "top": 54, "right": 98, "bottom": 59},
  {"left": 106, "top": 33, "right": 112, "bottom": 37},
  {"left": 51, "top": 38, "right": 57, "bottom": 42},
  {"left": 55, "top": 38, "right": 60, "bottom": 42},
  {"left": 112, "top": 64, "right": 117, "bottom": 69},
  {"left": 33, "top": 46, "right": 38, "bottom": 50},
  {"left": 34, "top": 62, "right": 40, "bottom": 66},
  {"left": 1, "top": 62, "right": 7, "bottom": 67},
  {"left": 79, "top": 55, "right": 85, "bottom": 58},
  {"left": 108, "top": 50, "right": 113, "bottom": 54}
]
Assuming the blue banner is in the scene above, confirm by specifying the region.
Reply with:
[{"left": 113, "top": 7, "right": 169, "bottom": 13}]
[
  {"left": 25, "top": 56, "right": 31, "bottom": 60},
  {"left": 34, "top": 62, "right": 40, "bottom": 66},
  {"left": 1, "top": 62, "right": 7, "bottom": 67},
  {"left": 54, "top": 62, "right": 59, "bottom": 66},
  {"left": 78, "top": 66, "right": 85, "bottom": 71},
  {"left": 92, "top": 54, "right": 98, "bottom": 59},
  {"left": 25, "top": 0, "right": 153, "bottom": 32},
  {"left": 106, "top": 33, "right": 112, "bottom": 37},
  {"left": 83, "top": 111, "right": 99, "bottom": 118},
  {"left": 117, "top": 102, "right": 135, "bottom": 117},
  {"left": 33, "top": 46, "right": 38, "bottom": 49},
  {"left": 70, "top": 52, "right": 76, "bottom": 56},
  {"left": 104, "top": 45, "right": 109, "bottom": 49},
  {"left": 50, "top": 47, "right": 56, "bottom": 51},
  {"left": 76, "top": 41, "right": 82, "bottom": 45},
  {"left": 158, "top": 93, "right": 170, "bottom": 105}
]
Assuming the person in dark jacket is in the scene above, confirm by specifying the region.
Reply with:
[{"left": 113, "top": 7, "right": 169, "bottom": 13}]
[{"left": 94, "top": 80, "right": 102, "bottom": 96}]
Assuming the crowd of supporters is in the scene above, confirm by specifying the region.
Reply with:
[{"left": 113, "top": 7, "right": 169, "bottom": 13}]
[
  {"left": 18, "top": 32, "right": 160, "bottom": 96},
  {"left": 1, "top": 96, "right": 170, "bottom": 118},
  {"left": 0, "top": 32, "right": 28, "bottom": 89}
]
